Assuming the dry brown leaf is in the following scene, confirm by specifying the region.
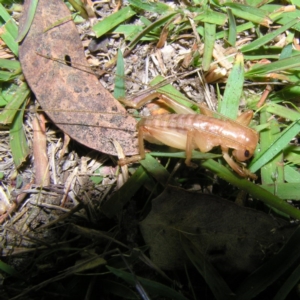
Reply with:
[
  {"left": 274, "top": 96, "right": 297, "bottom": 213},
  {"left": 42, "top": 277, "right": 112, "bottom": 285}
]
[
  {"left": 140, "top": 187, "right": 294, "bottom": 275},
  {"left": 156, "top": 25, "right": 169, "bottom": 49},
  {"left": 19, "top": 0, "right": 138, "bottom": 157}
]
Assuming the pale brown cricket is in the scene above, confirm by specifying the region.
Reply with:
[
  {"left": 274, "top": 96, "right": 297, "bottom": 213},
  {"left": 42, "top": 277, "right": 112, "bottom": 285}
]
[{"left": 119, "top": 92, "right": 259, "bottom": 179}]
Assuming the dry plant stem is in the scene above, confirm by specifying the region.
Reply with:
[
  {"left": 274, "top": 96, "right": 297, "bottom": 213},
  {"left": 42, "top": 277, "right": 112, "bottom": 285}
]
[
  {"left": 111, "top": 139, "right": 128, "bottom": 187},
  {"left": 70, "top": 224, "right": 130, "bottom": 249},
  {"left": 59, "top": 133, "right": 71, "bottom": 159},
  {"left": 113, "top": 0, "right": 123, "bottom": 12},
  {"left": 30, "top": 201, "right": 70, "bottom": 212},
  {"left": 61, "top": 167, "right": 78, "bottom": 207},
  {"left": 188, "top": 16, "right": 201, "bottom": 44},
  {"left": 205, "top": 65, "right": 228, "bottom": 83},
  {"left": 257, "top": 84, "right": 273, "bottom": 108},
  {"left": 37, "top": 203, "right": 83, "bottom": 230},
  {"left": 50, "top": 142, "right": 58, "bottom": 184},
  {"left": 213, "top": 44, "right": 233, "bottom": 70},
  {"left": 1, "top": 236, "right": 80, "bottom": 256},
  {"left": 33, "top": 113, "right": 50, "bottom": 185},
  {"left": 165, "top": 160, "right": 183, "bottom": 187},
  {"left": 156, "top": 24, "right": 169, "bottom": 49},
  {"left": 197, "top": 71, "right": 217, "bottom": 111},
  {"left": 293, "top": 37, "right": 300, "bottom": 50},
  {"left": 182, "top": 42, "right": 198, "bottom": 68},
  {"left": 0, "top": 182, "right": 33, "bottom": 224},
  {"left": 155, "top": 49, "right": 167, "bottom": 75}
]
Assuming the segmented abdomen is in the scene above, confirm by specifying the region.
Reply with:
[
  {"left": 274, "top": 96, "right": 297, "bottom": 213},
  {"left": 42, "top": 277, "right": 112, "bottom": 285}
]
[
  {"left": 138, "top": 114, "right": 227, "bottom": 136},
  {"left": 137, "top": 113, "right": 257, "bottom": 152}
]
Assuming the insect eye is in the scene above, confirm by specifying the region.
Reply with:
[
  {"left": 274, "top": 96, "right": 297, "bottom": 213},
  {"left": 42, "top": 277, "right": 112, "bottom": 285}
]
[
  {"left": 64, "top": 55, "right": 72, "bottom": 67},
  {"left": 244, "top": 150, "right": 250, "bottom": 158}
]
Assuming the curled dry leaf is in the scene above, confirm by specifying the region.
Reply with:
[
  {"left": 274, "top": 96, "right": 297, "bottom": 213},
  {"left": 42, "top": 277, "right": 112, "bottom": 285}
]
[
  {"left": 140, "top": 187, "right": 294, "bottom": 275},
  {"left": 32, "top": 113, "right": 50, "bottom": 185},
  {"left": 19, "top": 0, "right": 138, "bottom": 156}
]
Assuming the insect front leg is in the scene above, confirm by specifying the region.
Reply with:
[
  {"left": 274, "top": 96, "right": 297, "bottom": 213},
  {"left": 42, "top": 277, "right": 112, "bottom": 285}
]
[
  {"left": 138, "top": 125, "right": 147, "bottom": 160},
  {"left": 118, "top": 125, "right": 146, "bottom": 166},
  {"left": 221, "top": 147, "right": 257, "bottom": 179},
  {"left": 185, "top": 128, "right": 197, "bottom": 166}
]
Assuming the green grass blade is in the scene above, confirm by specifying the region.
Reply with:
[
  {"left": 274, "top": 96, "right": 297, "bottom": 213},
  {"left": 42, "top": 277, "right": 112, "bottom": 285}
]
[
  {"left": 261, "top": 183, "right": 300, "bottom": 200},
  {"left": 226, "top": 8, "right": 236, "bottom": 46},
  {"left": 147, "top": 75, "right": 196, "bottom": 110},
  {"left": 68, "top": 0, "right": 89, "bottom": 19},
  {"left": 219, "top": 53, "right": 244, "bottom": 119},
  {"left": 139, "top": 154, "right": 173, "bottom": 186},
  {"left": 150, "top": 151, "right": 221, "bottom": 160},
  {"left": 0, "top": 82, "right": 30, "bottom": 124},
  {"left": 63, "top": 256, "right": 106, "bottom": 274},
  {"left": 201, "top": 159, "right": 300, "bottom": 219},
  {"left": 2, "top": 15, "right": 18, "bottom": 39},
  {"left": 0, "top": 3, "right": 12, "bottom": 23},
  {"left": 15, "top": 0, "right": 38, "bottom": 42},
  {"left": 266, "top": 102, "right": 300, "bottom": 120},
  {"left": 101, "top": 166, "right": 149, "bottom": 218},
  {"left": 92, "top": 6, "right": 137, "bottom": 38},
  {"left": 202, "top": 22, "right": 215, "bottom": 71},
  {"left": 263, "top": 4, "right": 300, "bottom": 31},
  {"left": 0, "top": 60, "right": 22, "bottom": 81},
  {"left": 100, "top": 279, "right": 139, "bottom": 299},
  {"left": 259, "top": 110, "right": 284, "bottom": 185},
  {"left": 284, "top": 145, "right": 300, "bottom": 165},
  {"left": 114, "top": 49, "right": 126, "bottom": 99},
  {"left": 243, "top": 53, "right": 281, "bottom": 61},
  {"left": 0, "top": 19, "right": 19, "bottom": 56},
  {"left": 0, "top": 58, "right": 20, "bottom": 70},
  {"left": 0, "top": 70, "right": 19, "bottom": 81},
  {"left": 241, "top": 18, "right": 299, "bottom": 53},
  {"left": 128, "top": 0, "right": 172, "bottom": 13},
  {"left": 181, "top": 234, "right": 235, "bottom": 300},
  {"left": 9, "top": 101, "right": 30, "bottom": 168},
  {"left": 194, "top": 7, "right": 227, "bottom": 26},
  {"left": 215, "top": 21, "right": 254, "bottom": 40},
  {"left": 236, "top": 226, "right": 300, "bottom": 299},
  {"left": 223, "top": 2, "right": 271, "bottom": 26},
  {"left": 107, "top": 266, "right": 189, "bottom": 300},
  {"left": 44, "top": 14, "right": 79, "bottom": 32},
  {"left": 113, "top": 24, "right": 143, "bottom": 42},
  {"left": 125, "top": 12, "right": 177, "bottom": 53},
  {"left": 245, "top": 54, "right": 300, "bottom": 77},
  {"left": 284, "top": 165, "right": 300, "bottom": 183},
  {"left": 249, "top": 120, "right": 300, "bottom": 173},
  {"left": 0, "top": 259, "right": 18, "bottom": 276},
  {"left": 279, "top": 43, "right": 293, "bottom": 60},
  {"left": 273, "top": 263, "right": 300, "bottom": 300}
]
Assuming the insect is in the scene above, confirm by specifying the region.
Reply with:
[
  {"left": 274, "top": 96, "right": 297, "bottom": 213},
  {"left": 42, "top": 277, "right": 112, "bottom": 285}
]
[{"left": 120, "top": 93, "right": 259, "bottom": 179}]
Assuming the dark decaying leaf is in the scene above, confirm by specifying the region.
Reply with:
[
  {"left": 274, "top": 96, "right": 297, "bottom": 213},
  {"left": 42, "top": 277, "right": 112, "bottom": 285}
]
[
  {"left": 140, "top": 187, "right": 295, "bottom": 275},
  {"left": 19, "top": 0, "right": 138, "bottom": 156}
]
